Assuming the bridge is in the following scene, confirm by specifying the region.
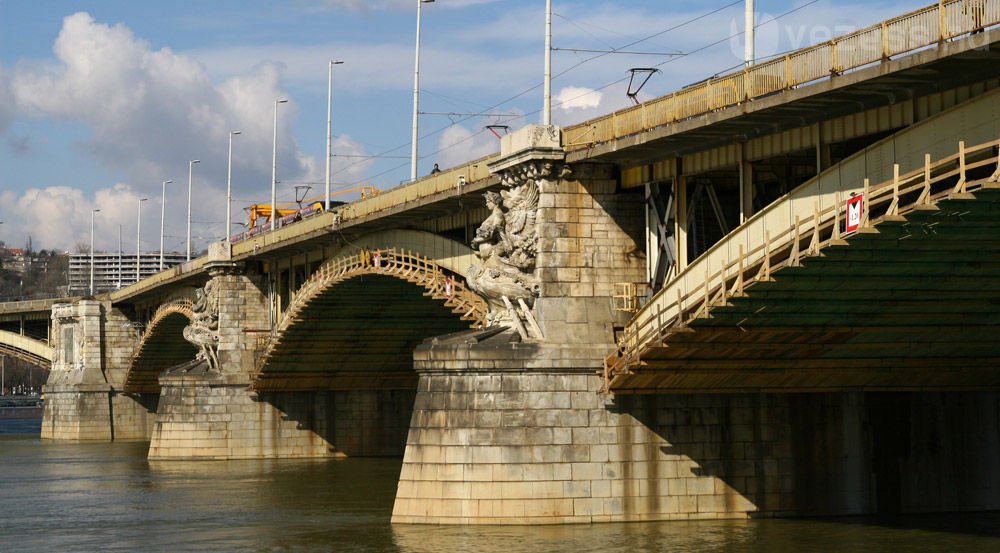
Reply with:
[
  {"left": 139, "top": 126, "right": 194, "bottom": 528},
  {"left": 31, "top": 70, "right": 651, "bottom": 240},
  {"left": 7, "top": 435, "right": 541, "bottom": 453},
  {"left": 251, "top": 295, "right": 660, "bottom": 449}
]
[{"left": 14, "top": 0, "right": 1000, "bottom": 524}]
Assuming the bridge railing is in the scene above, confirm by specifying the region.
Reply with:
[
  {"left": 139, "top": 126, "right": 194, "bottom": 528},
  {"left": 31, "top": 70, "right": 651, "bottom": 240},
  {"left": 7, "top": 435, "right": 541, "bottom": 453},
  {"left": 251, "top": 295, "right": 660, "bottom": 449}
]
[
  {"left": 335, "top": 154, "right": 498, "bottom": 224},
  {"left": 607, "top": 136, "right": 1000, "bottom": 387},
  {"left": 565, "top": 0, "right": 999, "bottom": 150},
  {"left": 0, "top": 296, "right": 77, "bottom": 315}
]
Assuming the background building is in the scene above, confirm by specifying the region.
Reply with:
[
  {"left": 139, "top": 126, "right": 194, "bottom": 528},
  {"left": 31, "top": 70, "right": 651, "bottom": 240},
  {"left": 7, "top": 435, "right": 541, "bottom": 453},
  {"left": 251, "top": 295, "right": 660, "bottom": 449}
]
[
  {"left": 1, "top": 248, "right": 49, "bottom": 276},
  {"left": 68, "top": 252, "right": 186, "bottom": 295}
]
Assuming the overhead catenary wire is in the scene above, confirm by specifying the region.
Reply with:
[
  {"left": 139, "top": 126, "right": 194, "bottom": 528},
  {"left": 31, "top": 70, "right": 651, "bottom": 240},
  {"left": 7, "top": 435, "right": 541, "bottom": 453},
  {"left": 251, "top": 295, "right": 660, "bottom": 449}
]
[
  {"left": 328, "top": 2, "right": 741, "bottom": 184},
  {"left": 335, "top": 1, "right": 747, "bottom": 186},
  {"left": 340, "top": 0, "right": 820, "bottom": 188}
]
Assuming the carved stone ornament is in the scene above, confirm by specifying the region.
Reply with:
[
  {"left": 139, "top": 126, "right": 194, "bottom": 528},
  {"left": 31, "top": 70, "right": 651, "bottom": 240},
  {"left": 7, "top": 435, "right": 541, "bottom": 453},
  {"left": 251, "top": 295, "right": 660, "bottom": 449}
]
[
  {"left": 182, "top": 280, "right": 220, "bottom": 371},
  {"left": 52, "top": 303, "right": 77, "bottom": 322},
  {"left": 467, "top": 160, "right": 558, "bottom": 325}
]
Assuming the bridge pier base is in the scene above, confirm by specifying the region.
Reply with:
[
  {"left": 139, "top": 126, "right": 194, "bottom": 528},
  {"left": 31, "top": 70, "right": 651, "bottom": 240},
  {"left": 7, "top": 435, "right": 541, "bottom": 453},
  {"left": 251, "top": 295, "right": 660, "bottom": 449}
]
[
  {"left": 41, "top": 300, "right": 157, "bottom": 441},
  {"left": 41, "top": 385, "right": 156, "bottom": 441},
  {"left": 394, "top": 336, "right": 1000, "bottom": 524},
  {"left": 41, "top": 384, "right": 114, "bottom": 441},
  {"left": 148, "top": 370, "right": 337, "bottom": 460},
  {"left": 148, "top": 370, "right": 414, "bottom": 459}
]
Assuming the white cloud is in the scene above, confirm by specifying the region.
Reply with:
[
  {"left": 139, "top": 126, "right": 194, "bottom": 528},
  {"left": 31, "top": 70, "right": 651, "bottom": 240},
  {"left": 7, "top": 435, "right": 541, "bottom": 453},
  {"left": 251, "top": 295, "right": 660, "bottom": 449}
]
[
  {"left": 5, "top": 12, "right": 315, "bottom": 252},
  {"left": 317, "top": 0, "right": 498, "bottom": 13},
  {"left": 432, "top": 124, "right": 498, "bottom": 170},
  {"left": 0, "top": 66, "right": 13, "bottom": 135},
  {"left": 0, "top": 181, "right": 231, "bottom": 254},
  {"left": 554, "top": 86, "right": 602, "bottom": 111},
  {"left": 331, "top": 134, "right": 376, "bottom": 186}
]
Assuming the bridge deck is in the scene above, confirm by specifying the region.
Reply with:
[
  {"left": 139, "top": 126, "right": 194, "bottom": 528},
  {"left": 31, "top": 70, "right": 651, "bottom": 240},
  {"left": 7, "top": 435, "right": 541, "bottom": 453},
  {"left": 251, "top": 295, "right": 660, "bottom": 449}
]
[{"left": 567, "top": 0, "right": 1000, "bottom": 168}]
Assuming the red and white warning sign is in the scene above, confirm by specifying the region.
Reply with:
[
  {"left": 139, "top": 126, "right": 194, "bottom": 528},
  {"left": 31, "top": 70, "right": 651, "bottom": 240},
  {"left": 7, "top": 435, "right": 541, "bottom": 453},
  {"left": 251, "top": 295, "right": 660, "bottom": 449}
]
[{"left": 845, "top": 193, "right": 864, "bottom": 233}]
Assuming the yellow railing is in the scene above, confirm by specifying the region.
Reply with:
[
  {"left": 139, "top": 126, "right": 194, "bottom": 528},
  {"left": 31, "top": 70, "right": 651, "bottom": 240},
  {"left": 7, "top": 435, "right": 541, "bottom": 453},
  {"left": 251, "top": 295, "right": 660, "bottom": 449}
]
[
  {"left": 335, "top": 154, "right": 498, "bottom": 224},
  {"left": 129, "top": 300, "right": 193, "bottom": 359},
  {"left": 122, "top": 299, "right": 194, "bottom": 391},
  {"left": 605, "top": 135, "right": 1000, "bottom": 389},
  {"left": 565, "top": 0, "right": 998, "bottom": 150}
]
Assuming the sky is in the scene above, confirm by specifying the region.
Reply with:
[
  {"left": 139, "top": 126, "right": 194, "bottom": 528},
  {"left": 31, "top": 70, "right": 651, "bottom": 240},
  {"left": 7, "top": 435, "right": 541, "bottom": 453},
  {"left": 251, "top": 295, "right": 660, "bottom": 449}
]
[{"left": 0, "top": 0, "right": 922, "bottom": 254}]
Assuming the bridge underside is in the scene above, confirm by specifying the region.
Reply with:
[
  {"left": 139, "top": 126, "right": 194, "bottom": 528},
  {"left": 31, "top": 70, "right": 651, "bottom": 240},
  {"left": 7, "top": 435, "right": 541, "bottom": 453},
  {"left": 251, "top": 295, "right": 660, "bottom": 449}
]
[
  {"left": 611, "top": 187, "right": 1000, "bottom": 393},
  {"left": 124, "top": 313, "right": 198, "bottom": 393},
  {"left": 254, "top": 275, "right": 474, "bottom": 391}
]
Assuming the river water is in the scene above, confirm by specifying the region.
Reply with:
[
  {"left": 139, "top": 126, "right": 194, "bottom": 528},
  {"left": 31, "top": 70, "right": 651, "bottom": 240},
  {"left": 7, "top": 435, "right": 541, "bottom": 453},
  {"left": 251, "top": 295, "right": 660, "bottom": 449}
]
[{"left": 3, "top": 420, "right": 1000, "bottom": 552}]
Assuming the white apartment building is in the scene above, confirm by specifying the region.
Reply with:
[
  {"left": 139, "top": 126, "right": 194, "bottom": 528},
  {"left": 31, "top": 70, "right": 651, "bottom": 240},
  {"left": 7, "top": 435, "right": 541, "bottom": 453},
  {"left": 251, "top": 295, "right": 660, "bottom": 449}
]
[{"left": 68, "top": 252, "right": 186, "bottom": 295}]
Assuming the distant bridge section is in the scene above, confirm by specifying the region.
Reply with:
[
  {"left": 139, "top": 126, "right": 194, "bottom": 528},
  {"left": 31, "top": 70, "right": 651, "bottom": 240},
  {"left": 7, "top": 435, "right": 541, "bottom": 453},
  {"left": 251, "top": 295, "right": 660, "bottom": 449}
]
[{"left": 0, "top": 329, "right": 53, "bottom": 369}]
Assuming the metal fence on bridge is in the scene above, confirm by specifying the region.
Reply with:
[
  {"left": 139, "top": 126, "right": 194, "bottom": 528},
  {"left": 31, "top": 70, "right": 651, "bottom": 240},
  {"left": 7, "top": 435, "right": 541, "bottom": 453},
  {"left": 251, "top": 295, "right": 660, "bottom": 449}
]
[{"left": 565, "top": 0, "right": 1000, "bottom": 150}]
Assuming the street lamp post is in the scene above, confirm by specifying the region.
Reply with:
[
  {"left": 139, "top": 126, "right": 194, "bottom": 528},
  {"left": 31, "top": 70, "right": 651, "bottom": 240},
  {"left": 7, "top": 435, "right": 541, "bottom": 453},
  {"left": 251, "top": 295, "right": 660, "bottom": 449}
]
[
  {"left": 90, "top": 208, "right": 101, "bottom": 295},
  {"left": 411, "top": 0, "right": 434, "bottom": 181},
  {"left": 137, "top": 197, "right": 147, "bottom": 283},
  {"left": 543, "top": 0, "right": 552, "bottom": 125},
  {"left": 117, "top": 225, "right": 122, "bottom": 289},
  {"left": 272, "top": 98, "right": 289, "bottom": 229},
  {"left": 226, "top": 131, "right": 241, "bottom": 242},
  {"left": 187, "top": 159, "right": 200, "bottom": 261},
  {"left": 160, "top": 180, "right": 173, "bottom": 270},
  {"left": 326, "top": 60, "right": 344, "bottom": 211}
]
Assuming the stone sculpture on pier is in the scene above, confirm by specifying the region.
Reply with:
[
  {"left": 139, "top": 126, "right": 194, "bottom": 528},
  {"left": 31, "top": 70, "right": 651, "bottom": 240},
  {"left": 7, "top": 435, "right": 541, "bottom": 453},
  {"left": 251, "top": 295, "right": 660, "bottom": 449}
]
[
  {"left": 182, "top": 280, "right": 220, "bottom": 371},
  {"left": 466, "top": 161, "right": 550, "bottom": 325}
]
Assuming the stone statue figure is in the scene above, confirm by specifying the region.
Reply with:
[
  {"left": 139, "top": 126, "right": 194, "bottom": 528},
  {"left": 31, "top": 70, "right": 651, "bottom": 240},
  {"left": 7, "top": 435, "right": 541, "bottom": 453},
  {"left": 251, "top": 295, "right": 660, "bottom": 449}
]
[
  {"left": 466, "top": 162, "right": 545, "bottom": 325},
  {"left": 183, "top": 280, "right": 220, "bottom": 371}
]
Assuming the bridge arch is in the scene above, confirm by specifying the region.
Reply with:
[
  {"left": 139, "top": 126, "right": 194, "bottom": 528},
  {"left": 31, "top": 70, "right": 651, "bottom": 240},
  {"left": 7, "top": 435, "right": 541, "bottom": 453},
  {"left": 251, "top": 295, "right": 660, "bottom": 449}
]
[
  {"left": 123, "top": 299, "right": 198, "bottom": 393},
  {"left": 252, "top": 247, "right": 486, "bottom": 391},
  {"left": 330, "top": 229, "right": 477, "bottom": 276},
  {"left": 0, "top": 329, "right": 53, "bottom": 369}
]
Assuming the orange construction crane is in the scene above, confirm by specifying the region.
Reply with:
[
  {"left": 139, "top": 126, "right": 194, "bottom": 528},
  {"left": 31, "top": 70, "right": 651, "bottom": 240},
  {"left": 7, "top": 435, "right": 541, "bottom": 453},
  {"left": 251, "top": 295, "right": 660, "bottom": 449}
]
[{"left": 245, "top": 185, "right": 381, "bottom": 228}]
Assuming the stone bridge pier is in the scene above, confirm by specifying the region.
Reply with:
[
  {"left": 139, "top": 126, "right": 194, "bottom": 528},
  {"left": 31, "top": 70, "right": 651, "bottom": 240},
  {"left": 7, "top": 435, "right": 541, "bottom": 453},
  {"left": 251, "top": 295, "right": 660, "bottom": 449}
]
[
  {"left": 42, "top": 300, "right": 156, "bottom": 441},
  {"left": 391, "top": 125, "right": 1000, "bottom": 523},
  {"left": 392, "top": 125, "right": 661, "bottom": 523},
  {"left": 42, "top": 251, "right": 412, "bottom": 459},
  {"left": 146, "top": 260, "right": 320, "bottom": 459}
]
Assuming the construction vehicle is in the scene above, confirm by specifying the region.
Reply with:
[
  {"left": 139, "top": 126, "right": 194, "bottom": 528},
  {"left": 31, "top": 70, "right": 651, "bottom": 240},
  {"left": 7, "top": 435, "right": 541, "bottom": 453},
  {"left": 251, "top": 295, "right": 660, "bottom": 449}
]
[{"left": 233, "top": 186, "right": 381, "bottom": 242}]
